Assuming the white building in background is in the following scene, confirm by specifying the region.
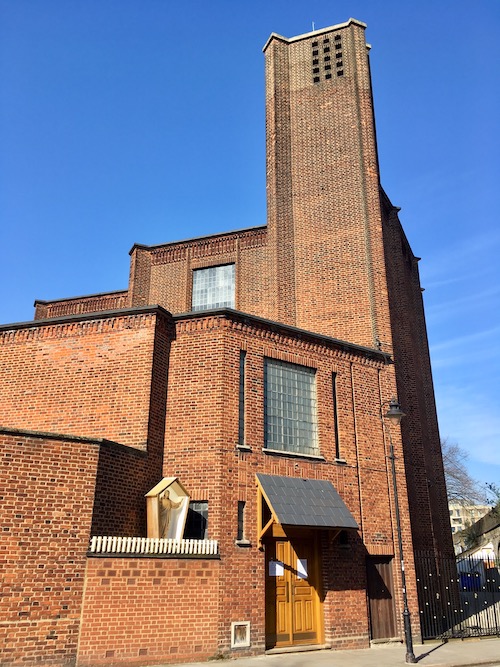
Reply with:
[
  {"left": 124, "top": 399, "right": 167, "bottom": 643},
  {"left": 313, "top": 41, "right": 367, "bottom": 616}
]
[
  {"left": 452, "top": 506, "right": 500, "bottom": 559},
  {"left": 449, "top": 503, "right": 491, "bottom": 533}
]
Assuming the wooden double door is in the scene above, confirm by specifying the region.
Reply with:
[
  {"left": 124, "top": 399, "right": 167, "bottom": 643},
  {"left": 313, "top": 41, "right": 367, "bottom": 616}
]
[{"left": 265, "top": 536, "right": 323, "bottom": 649}]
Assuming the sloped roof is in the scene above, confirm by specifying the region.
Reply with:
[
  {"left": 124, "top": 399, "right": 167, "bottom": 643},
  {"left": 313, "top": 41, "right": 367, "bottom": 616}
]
[{"left": 257, "top": 473, "right": 358, "bottom": 529}]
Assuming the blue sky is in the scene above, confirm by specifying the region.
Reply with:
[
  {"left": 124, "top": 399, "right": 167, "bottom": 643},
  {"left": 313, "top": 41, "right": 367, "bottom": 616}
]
[{"left": 1, "top": 0, "right": 499, "bottom": 491}]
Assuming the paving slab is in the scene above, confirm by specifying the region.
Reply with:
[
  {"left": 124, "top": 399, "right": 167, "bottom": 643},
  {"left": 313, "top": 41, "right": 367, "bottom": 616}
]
[{"left": 152, "top": 637, "right": 500, "bottom": 667}]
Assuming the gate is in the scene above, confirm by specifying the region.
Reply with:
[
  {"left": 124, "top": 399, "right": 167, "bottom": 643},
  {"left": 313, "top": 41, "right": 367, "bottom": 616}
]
[{"left": 415, "top": 552, "right": 500, "bottom": 640}]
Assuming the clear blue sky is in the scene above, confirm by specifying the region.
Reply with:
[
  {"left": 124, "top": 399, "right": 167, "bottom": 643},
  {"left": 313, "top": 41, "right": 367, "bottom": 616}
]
[{"left": 1, "top": 1, "right": 499, "bottom": 492}]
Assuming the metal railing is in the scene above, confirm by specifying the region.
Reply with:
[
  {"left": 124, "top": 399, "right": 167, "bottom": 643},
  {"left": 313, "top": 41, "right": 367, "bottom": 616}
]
[{"left": 415, "top": 551, "right": 500, "bottom": 640}]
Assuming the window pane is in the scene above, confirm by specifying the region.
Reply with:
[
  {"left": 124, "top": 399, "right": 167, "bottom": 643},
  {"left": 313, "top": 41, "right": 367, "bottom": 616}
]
[
  {"left": 237, "top": 500, "right": 245, "bottom": 541},
  {"left": 264, "top": 359, "right": 318, "bottom": 456},
  {"left": 238, "top": 350, "right": 246, "bottom": 445},
  {"left": 332, "top": 372, "right": 340, "bottom": 459},
  {"left": 192, "top": 264, "right": 235, "bottom": 311},
  {"left": 184, "top": 501, "right": 208, "bottom": 539}
]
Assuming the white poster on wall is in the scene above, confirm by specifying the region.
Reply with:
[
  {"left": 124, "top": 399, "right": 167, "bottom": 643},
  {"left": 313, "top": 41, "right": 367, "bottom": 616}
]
[
  {"left": 269, "top": 560, "right": 284, "bottom": 577},
  {"left": 297, "top": 558, "right": 308, "bottom": 579}
]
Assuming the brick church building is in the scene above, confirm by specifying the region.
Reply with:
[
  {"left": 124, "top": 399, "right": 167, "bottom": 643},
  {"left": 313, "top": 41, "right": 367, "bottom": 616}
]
[{"left": 0, "top": 18, "right": 453, "bottom": 666}]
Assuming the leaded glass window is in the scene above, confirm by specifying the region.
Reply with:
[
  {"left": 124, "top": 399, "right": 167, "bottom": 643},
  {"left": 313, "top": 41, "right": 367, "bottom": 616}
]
[
  {"left": 264, "top": 358, "right": 318, "bottom": 456},
  {"left": 192, "top": 264, "right": 235, "bottom": 311}
]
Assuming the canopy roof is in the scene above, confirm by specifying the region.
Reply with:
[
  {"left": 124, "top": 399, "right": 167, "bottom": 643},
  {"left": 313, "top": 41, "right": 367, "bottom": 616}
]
[{"left": 256, "top": 473, "right": 358, "bottom": 530}]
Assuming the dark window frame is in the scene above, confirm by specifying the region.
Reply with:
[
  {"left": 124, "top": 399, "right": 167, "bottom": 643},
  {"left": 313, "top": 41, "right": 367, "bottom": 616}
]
[{"left": 184, "top": 501, "right": 208, "bottom": 540}]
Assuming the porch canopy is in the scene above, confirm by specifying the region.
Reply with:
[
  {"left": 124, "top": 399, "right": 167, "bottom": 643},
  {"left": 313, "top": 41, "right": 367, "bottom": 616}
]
[{"left": 256, "top": 473, "right": 358, "bottom": 545}]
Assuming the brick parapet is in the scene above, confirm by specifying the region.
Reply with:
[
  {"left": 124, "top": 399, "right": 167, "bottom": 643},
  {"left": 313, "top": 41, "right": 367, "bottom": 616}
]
[
  {"left": 131, "top": 225, "right": 267, "bottom": 258},
  {"left": 34, "top": 290, "right": 128, "bottom": 320},
  {"left": 150, "top": 228, "right": 267, "bottom": 263},
  {"left": 263, "top": 18, "right": 367, "bottom": 51},
  {"left": 0, "top": 426, "right": 147, "bottom": 460},
  {"left": 1, "top": 304, "right": 172, "bottom": 332}
]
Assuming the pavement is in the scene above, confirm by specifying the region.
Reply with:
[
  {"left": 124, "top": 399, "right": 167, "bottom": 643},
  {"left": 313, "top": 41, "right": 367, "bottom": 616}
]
[{"left": 157, "top": 638, "right": 500, "bottom": 667}]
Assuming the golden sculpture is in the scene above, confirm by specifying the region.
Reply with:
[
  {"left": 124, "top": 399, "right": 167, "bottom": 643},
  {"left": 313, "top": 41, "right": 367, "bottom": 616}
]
[
  {"left": 146, "top": 477, "right": 190, "bottom": 539},
  {"left": 159, "top": 489, "right": 182, "bottom": 538}
]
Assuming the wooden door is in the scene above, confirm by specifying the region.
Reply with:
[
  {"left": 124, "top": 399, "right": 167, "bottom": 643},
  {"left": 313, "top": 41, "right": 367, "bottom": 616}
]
[
  {"left": 366, "top": 556, "right": 397, "bottom": 640},
  {"left": 265, "top": 537, "right": 322, "bottom": 648}
]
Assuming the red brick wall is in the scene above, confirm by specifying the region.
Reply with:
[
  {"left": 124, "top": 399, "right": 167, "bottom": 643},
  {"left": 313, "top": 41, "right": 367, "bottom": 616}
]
[
  {"left": 0, "top": 308, "right": 420, "bottom": 666},
  {"left": 90, "top": 442, "right": 150, "bottom": 538},
  {"left": 90, "top": 314, "right": 172, "bottom": 537},
  {"left": 78, "top": 558, "right": 220, "bottom": 666},
  {"left": 0, "top": 431, "right": 99, "bottom": 666},
  {"left": 162, "top": 311, "right": 418, "bottom": 649},
  {"left": 0, "top": 310, "right": 163, "bottom": 450},
  {"left": 128, "top": 247, "right": 152, "bottom": 309}
]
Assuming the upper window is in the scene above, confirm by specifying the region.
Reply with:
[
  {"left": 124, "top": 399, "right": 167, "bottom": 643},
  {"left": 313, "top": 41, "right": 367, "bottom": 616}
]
[
  {"left": 264, "top": 358, "right": 319, "bottom": 457},
  {"left": 192, "top": 264, "right": 235, "bottom": 311}
]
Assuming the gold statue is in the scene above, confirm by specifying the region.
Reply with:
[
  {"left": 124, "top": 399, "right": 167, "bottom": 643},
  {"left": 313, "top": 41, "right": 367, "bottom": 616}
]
[{"left": 159, "top": 489, "right": 182, "bottom": 537}]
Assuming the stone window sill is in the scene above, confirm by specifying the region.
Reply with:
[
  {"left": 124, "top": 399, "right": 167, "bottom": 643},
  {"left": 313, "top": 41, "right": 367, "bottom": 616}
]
[{"left": 262, "top": 448, "right": 325, "bottom": 462}]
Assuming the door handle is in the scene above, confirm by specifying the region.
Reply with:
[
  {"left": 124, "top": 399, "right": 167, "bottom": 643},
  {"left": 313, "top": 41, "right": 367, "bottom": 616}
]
[{"left": 286, "top": 581, "right": 289, "bottom": 603}]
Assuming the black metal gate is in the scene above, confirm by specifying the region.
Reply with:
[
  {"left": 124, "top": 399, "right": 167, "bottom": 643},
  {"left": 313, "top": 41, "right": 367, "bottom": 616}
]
[{"left": 415, "top": 552, "right": 500, "bottom": 640}]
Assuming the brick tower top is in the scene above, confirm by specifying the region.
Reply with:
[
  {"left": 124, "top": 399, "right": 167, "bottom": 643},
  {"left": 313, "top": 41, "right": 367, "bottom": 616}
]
[{"left": 263, "top": 18, "right": 368, "bottom": 51}]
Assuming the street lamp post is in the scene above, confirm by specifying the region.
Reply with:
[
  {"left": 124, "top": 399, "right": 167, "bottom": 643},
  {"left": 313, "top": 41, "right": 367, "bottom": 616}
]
[{"left": 383, "top": 398, "right": 417, "bottom": 664}]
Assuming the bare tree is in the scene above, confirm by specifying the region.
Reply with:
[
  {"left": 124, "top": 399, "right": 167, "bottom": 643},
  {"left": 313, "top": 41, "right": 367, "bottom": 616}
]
[{"left": 441, "top": 439, "right": 489, "bottom": 505}]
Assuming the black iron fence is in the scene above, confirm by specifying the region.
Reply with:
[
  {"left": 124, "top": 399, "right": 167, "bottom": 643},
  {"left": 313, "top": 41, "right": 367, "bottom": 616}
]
[{"left": 415, "top": 551, "right": 500, "bottom": 640}]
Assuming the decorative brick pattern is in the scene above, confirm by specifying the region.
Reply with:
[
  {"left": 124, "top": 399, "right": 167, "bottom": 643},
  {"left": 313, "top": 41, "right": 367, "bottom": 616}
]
[{"left": 34, "top": 291, "right": 128, "bottom": 320}]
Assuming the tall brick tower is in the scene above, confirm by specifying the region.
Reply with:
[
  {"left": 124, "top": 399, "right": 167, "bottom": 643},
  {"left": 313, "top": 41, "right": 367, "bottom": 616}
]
[
  {"left": 264, "top": 19, "right": 453, "bottom": 561},
  {"left": 264, "top": 19, "right": 390, "bottom": 350}
]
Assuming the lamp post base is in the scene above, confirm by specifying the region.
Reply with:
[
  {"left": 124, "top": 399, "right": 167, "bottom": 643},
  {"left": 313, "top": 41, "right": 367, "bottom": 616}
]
[{"left": 403, "top": 610, "right": 416, "bottom": 663}]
